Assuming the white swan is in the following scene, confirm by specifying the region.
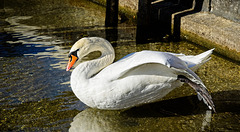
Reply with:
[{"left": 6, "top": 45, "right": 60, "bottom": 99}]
[{"left": 66, "top": 37, "right": 215, "bottom": 112}]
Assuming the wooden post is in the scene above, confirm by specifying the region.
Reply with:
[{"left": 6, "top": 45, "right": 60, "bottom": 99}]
[
  {"left": 136, "top": 0, "right": 151, "bottom": 43},
  {"left": 105, "top": 0, "right": 119, "bottom": 27}
]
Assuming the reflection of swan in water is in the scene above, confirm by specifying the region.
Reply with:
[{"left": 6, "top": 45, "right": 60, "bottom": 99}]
[
  {"left": 69, "top": 108, "right": 212, "bottom": 132},
  {"left": 69, "top": 109, "right": 125, "bottom": 132},
  {"left": 202, "top": 110, "right": 212, "bottom": 131},
  {"left": 66, "top": 37, "right": 215, "bottom": 112}
]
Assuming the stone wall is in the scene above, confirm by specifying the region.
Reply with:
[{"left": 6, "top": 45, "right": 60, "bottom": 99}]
[
  {"left": 119, "top": 0, "right": 138, "bottom": 12},
  {"left": 93, "top": 0, "right": 240, "bottom": 23},
  {"left": 116, "top": 0, "right": 240, "bottom": 23},
  {"left": 210, "top": 0, "right": 240, "bottom": 23}
]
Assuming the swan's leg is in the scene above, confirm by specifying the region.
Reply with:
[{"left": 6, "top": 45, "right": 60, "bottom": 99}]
[{"left": 177, "top": 75, "right": 216, "bottom": 112}]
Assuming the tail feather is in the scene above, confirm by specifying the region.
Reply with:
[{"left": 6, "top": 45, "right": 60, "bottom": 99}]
[
  {"left": 178, "top": 75, "right": 216, "bottom": 112},
  {"left": 190, "top": 48, "right": 214, "bottom": 71},
  {"left": 177, "top": 49, "right": 214, "bottom": 71}
]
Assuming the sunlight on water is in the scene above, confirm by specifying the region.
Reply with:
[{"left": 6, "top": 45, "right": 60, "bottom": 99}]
[{"left": 0, "top": 0, "right": 239, "bottom": 131}]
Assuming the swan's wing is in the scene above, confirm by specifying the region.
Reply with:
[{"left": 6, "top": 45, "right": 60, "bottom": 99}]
[
  {"left": 168, "top": 49, "right": 214, "bottom": 71},
  {"left": 97, "top": 50, "right": 203, "bottom": 86},
  {"left": 96, "top": 50, "right": 189, "bottom": 80}
]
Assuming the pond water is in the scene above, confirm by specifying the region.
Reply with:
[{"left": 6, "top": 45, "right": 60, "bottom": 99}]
[{"left": 1, "top": 0, "right": 240, "bottom": 131}]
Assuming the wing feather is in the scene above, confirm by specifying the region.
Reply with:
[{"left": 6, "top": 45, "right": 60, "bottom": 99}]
[{"left": 95, "top": 50, "right": 189, "bottom": 81}]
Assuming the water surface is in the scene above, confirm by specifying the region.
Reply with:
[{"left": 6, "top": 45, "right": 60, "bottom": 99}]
[{"left": 0, "top": 0, "right": 240, "bottom": 131}]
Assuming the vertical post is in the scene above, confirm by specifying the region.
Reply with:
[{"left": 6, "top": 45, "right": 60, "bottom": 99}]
[
  {"left": 0, "top": 0, "right": 4, "bottom": 10},
  {"left": 105, "top": 0, "right": 118, "bottom": 45},
  {"left": 105, "top": 0, "right": 119, "bottom": 27},
  {"left": 136, "top": 0, "right": 151, "bottom": 43}
]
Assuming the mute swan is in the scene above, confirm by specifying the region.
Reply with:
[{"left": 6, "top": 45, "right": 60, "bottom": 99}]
[{"left": 66, "top": 37, "right": 215, "bottom": 112}]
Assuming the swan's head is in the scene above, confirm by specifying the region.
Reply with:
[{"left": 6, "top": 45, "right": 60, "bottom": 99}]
[
  {"left": 66, "top": 38, "right": 91, "bottom": 71},
  {"left": 66, "top": 37, "right": 114, "bottom": 71}
]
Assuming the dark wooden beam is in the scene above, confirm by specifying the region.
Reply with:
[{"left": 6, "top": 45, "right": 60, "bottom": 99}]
[
  {"left": 105, "top": 0, "right": 119, "bottom": 27},
  {"left": 136, "top": 0, "right": 151, "bottom": 43}
]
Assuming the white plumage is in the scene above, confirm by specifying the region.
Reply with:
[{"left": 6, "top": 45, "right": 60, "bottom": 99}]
[{"left": 67, "top": 37, "right": 215, "bottom": 112}]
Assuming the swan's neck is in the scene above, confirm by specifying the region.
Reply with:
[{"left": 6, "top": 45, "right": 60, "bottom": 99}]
[
  {"left": 71, "top": 47, "right": 115, "bottom": 86},
  {"left": 73, "top": 54, "right": 114, "bottom": 80}
]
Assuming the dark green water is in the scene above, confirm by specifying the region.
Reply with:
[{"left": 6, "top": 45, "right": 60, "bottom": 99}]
[{"left": 0, "top": 0, "right": 240, "bottom": 131}]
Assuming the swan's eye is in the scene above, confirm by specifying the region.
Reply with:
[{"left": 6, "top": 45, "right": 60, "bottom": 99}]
[
  {"left": 68, "top": 49, "right": 79, "bottom": 62},
  {"left": 69, "top": 55, "right": 72, "bottom": 62},
  {"left": 68, "top": 49, "right": 79, "bottom": 60},
  {"left": 68, "top": 54, "right": 71, "bottom": 58},
  {"left": 68, "top": 54, "right": 73, "bottom": 62},
  {"left": 72, "top": 50, "right": 78, "bottom": 58}
]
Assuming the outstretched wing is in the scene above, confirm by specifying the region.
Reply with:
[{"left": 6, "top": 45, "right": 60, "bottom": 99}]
[{"left": 95, "top": 50, "right": 189, "bottom": 81}]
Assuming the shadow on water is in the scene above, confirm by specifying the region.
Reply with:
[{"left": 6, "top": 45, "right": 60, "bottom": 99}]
[
  {"left": 69, "top": 90, "right": 240, "bottom": 131},
  {"left": 124, "top": 90, "right": 240, "bottom": 117},
  {"left": 137, "top": 0, "right": 205, "bottom": 43}
]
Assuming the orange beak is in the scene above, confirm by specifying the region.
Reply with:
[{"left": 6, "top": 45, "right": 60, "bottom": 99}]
[{"left": 66, "top": 55, "right": 78, "bottom": 71}]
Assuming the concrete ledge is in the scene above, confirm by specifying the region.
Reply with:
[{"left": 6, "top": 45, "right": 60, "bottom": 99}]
[
  {"left": 92, "top": 0, "right": 240, "bottom": 61},
  {"left": 181, "top": 12, "right": 240, "bottom": 61}
]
